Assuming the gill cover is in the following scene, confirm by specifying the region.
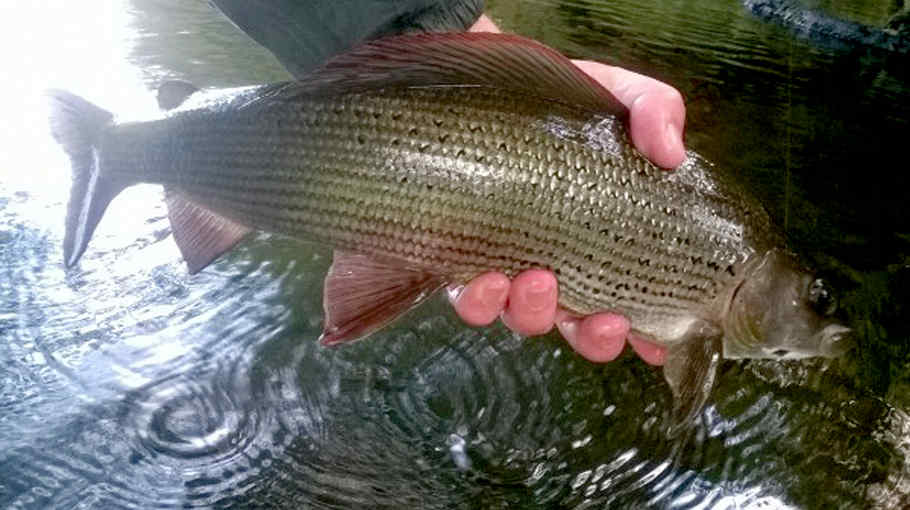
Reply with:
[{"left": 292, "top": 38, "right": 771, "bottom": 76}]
[{"left": 723, "top": 250, "right": 853, "bottom": 360}]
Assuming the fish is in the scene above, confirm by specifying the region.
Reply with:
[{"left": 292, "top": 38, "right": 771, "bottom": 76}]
[{"left": 46, "top": 32, "right": 852, "bottom": 426}]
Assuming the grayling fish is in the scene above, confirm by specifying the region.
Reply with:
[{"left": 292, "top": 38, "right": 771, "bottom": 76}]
[{"left": 47, "top": 32, "right": 851, "bottom": 425}]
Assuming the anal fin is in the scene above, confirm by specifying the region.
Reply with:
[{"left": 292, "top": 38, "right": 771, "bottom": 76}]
[
  {"left": 321, "top": 251, "right": 448, "bottom": 345},
  {"left": 164, "top": 188, "right": 251, "bottom": 274},
  {"left": 661, "top": 320, "right": 724, "bottom": 436}
]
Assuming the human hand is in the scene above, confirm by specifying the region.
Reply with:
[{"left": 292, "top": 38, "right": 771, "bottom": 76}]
[{"left": 448, "top": 15, "right": 685, "bottom": 366}]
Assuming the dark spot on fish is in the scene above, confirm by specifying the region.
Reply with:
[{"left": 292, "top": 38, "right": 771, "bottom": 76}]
[
  {"left": 418, "top": 142, "right": 430, "bottom": 153},
  {"left": 584, "top": 253, "right": 593, "bottom": 261},
  {"left": 391, "top": 138, "right": 400, "bottom": 146},
  {"left": 455, "top": 148, "right": 466, "bottom": 158},
  {"left": 475, "top": 154, "right": 486, "bottom": 163},
  {"left": 438, "top": 134, "right": 449, "bottom": 143},
  {"left": 372, "top": 111, "right": 381, "bottom": 120},
  {"left": 772, "top": 349, "right": 789, "bottom": 357},
  {"left": 391, "top": 112, "right": 402, "bottom": 121},
  {"left": 408, "top": 127, "right": 419, "bottom": 136},
  {"left": 469, "top": 122, "right": 482, "bottom": 133},
  {"left": 357, "top": 134, "right": 366, "bottom": 145},
  {"left": 433, "top": 118, "right": 443, "bottom": 127},
  {"left": 400, "top": 176, "right": 408, "bottom": 184},
  {"left": 498, "top": 142, "right": 508, "bottom": 151}
]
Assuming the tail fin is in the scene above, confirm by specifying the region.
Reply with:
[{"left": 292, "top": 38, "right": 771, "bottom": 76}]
[{"left": 47, "top": 90, "right": 124, "bottom": 267}]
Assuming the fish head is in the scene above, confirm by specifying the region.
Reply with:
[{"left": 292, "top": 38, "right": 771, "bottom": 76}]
[{"left": 723, "top": 250, "right": 853, "bottom": 360}]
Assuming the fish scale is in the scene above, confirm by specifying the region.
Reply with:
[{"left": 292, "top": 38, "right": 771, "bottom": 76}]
[{"left": 99, "top": 85, "right": 759, "bottom": 340}]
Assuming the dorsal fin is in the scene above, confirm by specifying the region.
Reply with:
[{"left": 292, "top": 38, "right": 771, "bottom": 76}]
[{"left": 251, "top": 32, "right": 628, "bottom": 117}]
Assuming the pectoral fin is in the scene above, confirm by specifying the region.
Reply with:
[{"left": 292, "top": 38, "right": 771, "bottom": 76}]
[
  {"left": 661, "top": 321, "right": 724, "bottom": 434},
  {"left": 320, "top": 251, "right": 448, "bottom": 345},
  {"left": 164, "top": 188, "right": 252, "bottom": 274}
]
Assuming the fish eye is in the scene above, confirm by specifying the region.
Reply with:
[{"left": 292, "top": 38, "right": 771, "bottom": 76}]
[{"left": 808, "top": 278, "right": 837, "bottom": 317}]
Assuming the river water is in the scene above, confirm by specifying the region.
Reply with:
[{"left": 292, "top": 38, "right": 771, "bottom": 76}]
[{"left": 1, "top": 0, "right": 908, "bottom": 508}]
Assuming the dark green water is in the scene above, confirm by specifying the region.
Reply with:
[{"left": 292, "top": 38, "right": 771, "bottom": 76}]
[{"left": 1, "top": 0, "right": 908, "bottom": 508}]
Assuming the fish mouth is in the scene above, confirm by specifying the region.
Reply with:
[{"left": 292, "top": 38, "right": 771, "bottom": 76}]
[{"left": 818, "top": 324, "right": 854, "bottom": 357}]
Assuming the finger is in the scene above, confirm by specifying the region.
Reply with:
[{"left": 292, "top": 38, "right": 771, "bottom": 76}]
[
  {"left": 556, "top": 310, "right": 629, "bottom": 362},
  {"left": 571, "top": 60, "right": 686, "bottom": 169},
  {"left": 448, "top": 272, "right": 510, "bottom": 327},
  {"left": 469, "top": 14, "right": 500, "bottom": 33},
  {"left": 501, "top": 269, "right": 557, "bottom": 336},
  {"left": 628, "top": 334, "right": 667, "bottom": 366}
]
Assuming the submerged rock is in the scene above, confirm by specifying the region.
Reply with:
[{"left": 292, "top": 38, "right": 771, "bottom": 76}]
[{"left": 743, "top": 0, "right": 910, "bottom": 53}]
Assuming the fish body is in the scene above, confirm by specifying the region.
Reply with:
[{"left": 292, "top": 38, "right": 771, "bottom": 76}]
[
  {"left": 48, "top": 33, "right": 851, "bottom": 426},
  {"left": 108, "top": 85, "right": 755, "bottom": 340}
]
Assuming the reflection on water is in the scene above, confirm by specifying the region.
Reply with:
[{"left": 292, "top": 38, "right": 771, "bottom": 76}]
[{"left": 1, "top": 0, "right": 908, "bottom": 508}]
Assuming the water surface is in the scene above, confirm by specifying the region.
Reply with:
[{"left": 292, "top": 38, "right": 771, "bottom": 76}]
[{"left": 1, "top": 0, "right": 909, "bottom": 508}]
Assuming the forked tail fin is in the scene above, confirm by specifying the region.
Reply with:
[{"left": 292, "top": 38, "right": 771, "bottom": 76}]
[{"left": 46, "top": 90, "right": 124, "bottom": 267}]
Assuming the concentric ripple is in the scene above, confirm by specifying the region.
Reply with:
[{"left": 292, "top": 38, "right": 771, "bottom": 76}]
[{"left": 125, "top": 372, "right": 259, "bottom": 464}]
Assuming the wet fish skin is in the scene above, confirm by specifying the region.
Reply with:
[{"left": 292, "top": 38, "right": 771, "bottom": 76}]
[
  {"left": 47, "top": 32, "right": 851, "bottom": 427},
  {"left": 104, "top": 85, "right": 758, "bottom": 331}
]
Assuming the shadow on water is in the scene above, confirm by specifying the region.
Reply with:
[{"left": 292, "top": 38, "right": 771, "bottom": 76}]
[{"left": 1, "top": 0, "right": 909, "bottom": 508}]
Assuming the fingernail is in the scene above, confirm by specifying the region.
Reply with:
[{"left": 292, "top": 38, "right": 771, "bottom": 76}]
[
  {"left": 481, "top": 279, "right": 509, "bottom": 308},
  {"left": 557, "top": 317, "right": 578, "bottom": 345},
  {"left": 523, "top": 279, "right": 555, "bottom": 312},
  {"left": 665, "top": 121, "right": 681, "bottom": 153}
]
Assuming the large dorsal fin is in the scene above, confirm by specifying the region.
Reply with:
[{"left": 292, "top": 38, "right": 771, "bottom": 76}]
[{"left": 251, "top": 32, "right": 628, "bottom": 117}]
